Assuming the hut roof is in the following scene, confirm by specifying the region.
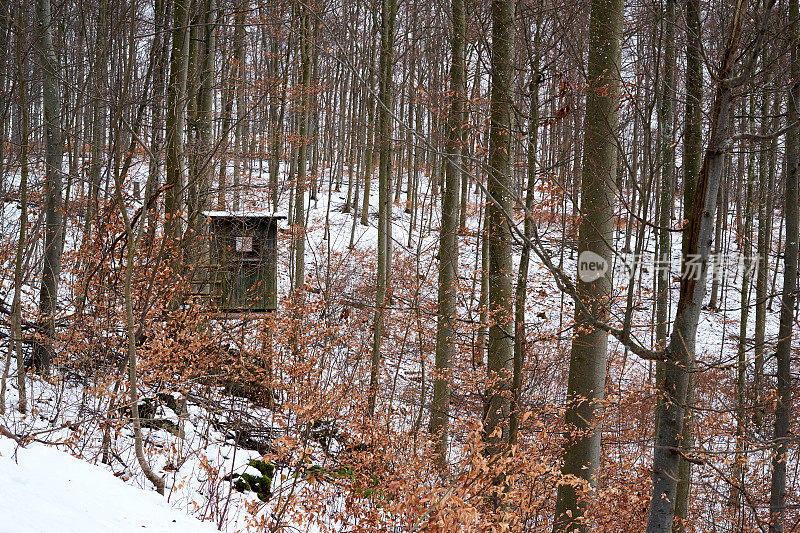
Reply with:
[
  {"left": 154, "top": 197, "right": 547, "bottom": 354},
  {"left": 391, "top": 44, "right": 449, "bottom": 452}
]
[{"left": 202, "top": 210, "right": 287, "bottom": 220}]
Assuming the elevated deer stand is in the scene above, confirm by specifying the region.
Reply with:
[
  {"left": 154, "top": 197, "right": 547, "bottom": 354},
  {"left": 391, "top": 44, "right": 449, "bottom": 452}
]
[{"left": 199, "top": 211, "right": 286, "bottom": 316}]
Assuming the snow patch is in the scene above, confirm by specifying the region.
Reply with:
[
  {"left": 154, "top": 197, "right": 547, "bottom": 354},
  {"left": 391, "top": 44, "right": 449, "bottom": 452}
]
[{"left": 0, "top": 437, "right": 218, "bottom": 533}]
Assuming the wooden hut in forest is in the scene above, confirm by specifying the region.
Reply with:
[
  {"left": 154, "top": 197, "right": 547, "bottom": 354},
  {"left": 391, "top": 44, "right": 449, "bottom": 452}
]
[{"left": 201, "top": 211, "right": 285, "bottom": 312}]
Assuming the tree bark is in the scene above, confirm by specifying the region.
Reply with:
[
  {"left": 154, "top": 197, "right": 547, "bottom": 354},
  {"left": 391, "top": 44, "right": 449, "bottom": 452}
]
[
  {"left": 165, "top": 0, "right": 191, "bottom": 244},
  {"left": 430, "top": 0, "right": 465, "bottom": 472},
  {"left": 217, "top": 46, "right": 234, "bottom": 210},
  {"left": 769, "top": 0, "right": 798, "bottom": 529},
  {"left": 146, "top": 0, "right": 168, "bottom": 240},
  {"left": 187, "top": 0, "right": 216, "bottom": 262},
  {"left": 33, "top": 0, "right": 65, "bottom": 375},
  {"left": 482, "top": 0, "right": 515, "bottom": 456},
  {"left": 553, "top": 0, "right": 622, "bottom": 530},
  {"left": 293, "top": 1, "right": 312, "bottom": 292},
  {"left": 368, "top": 0, "right": 398, "bottom": 418},
  {"left": 656, "top": 0, "right": 676, "bottom": 349},
  {"left": 753, "top": 92, "right": 779, "bottom": 428},
  {"left": 510, "top": 56, "right": 541, "bottom": 445},
  {"left": 232, "top": 2, "right": 246, "bottom": 211},
  {"left": 12, "top": 4, "right": 28, "bottom": 412},
  {"left": 673, "top": 0, "right": 703, "bottom": 528},
  {"left": 646, "top": 2, "right": 767, "bottom": 530}
]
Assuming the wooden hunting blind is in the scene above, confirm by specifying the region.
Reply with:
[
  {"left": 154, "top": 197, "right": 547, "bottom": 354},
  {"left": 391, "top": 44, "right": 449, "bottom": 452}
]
[{"left": 202, "top": 211, "right": 286, "bottom": 312}]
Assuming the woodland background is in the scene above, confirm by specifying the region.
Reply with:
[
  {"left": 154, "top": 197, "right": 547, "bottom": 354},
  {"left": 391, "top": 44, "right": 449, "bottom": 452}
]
[{"left": 0, "top": 0, "right": 798, "bottom": 531}]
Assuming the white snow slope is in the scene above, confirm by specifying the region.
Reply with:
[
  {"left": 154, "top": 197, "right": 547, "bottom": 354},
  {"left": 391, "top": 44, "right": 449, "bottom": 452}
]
[{"left": 0, "top": 436, "right": 218, "bottom": 533}]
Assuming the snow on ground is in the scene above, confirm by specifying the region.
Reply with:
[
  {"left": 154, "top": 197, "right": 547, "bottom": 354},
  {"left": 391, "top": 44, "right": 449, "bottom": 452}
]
[
  {"left": 0, "top": 436, "right": 218, "bottom": 533},
  {"left": 0, "top": 157, "right": 791, "bottom": 530}
]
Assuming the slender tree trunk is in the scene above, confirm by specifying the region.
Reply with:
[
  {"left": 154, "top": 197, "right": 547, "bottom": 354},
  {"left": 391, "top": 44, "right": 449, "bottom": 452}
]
[
  {"left": 429, "top": 0, "right": 465, "bottom": 472},
  {"left": 475, "top": 214, "right": 489, "bottom": 368},
  {"left": 368, "top": 0, "right": 398, "bottom": 418},
  {"left": 232, "top": 2, "right": 246, "bottom": 211},
  {"left": 84, "top": 0, "right": 108, "bottom": 233},
  {"left": 33, "top": 0, "right": 65, "bottom": 375},
  {"left": 165, "top": 0, "right": 191, "bottom": 244},
  {"left": 460, "top": 49, "right": 479, "bottom": 233},
  {"left": 553, "top": 0, "right": 622, "bottom": 529},
  {"left": 769, "top": 0, "right": 799, "bottom": 529},
  {"left": 12, "top": 6, "right": 28, "bottom": 412},
  {"left": 269, "top": 35, "right": 285, "bottom": 211},
  {"left": 731, "top": 91, "right": 757, "bottom": 521},
  {"left": 754, "top": 92, "right": 780, "bottom": 427},
  {"left": 510, "top": 55, "right": 541, "bottom": 444},
  {"left": 654, "top": 0, "right": 677, "bottom": 455},
  {"left": 646, "top": 2, "right": 766, "bottom": 529},
  {"left": 707, "top": 185, "right": 725, "bottom": 310},
  {"left": 217, "top": 49, "right": 234, "bottom": 209},
  {"left": 146, "top": 0, "right": 168, "bottom": 239},
  {"left": 186, "top": 11, "right": 200, "bottom": 212},
  {"left": 482, "top": 0, "right": 515, "bottom": 456},
  {"left": 361, "top": 95, "right": 376, "bottom": 227},
  {"left": 293, "top": 2, "right": 312, "bottom": 292},
  {"left": 656, "top": 0, "right": 676, "bottom": 349},
  {"left": 187, "top": 0, "right": 216, "bottom": 266},
  {"left": 673, "top": 0, "right": 703, "bottom": 528}
]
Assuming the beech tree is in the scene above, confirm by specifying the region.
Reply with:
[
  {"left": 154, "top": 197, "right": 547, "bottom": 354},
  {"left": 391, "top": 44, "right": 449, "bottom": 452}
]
[
  {"left": 369, "top": 0, "right": 398, "bottom": 418},
  {"left": 1, "top": 0, "right": 797, "bottom": 530},
  {"left": 647, "top": 2, "right": 777, "bottom": 530},
  {"left": 429, "top": 0, "right": 465, "bottom": 472},
  {"left": 483, "top": 0, "right": 514, "bottom": 454},
  {"left": 769, "top": 1, "right": 798, "bottom": 530},
  {"left": 32, "top": 0, "right": 65, "bottom": 375},
  {"left": 553, "top": 0, "right": 622, "bottom": 529},
  {"left": 165, "top": 0, "right": 190, "bottom": 244}
]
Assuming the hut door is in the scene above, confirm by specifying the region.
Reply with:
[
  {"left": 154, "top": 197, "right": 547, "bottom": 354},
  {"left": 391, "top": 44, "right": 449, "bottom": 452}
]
[{"left": 228, "top": 262, "right": 268, "bottom": 310}]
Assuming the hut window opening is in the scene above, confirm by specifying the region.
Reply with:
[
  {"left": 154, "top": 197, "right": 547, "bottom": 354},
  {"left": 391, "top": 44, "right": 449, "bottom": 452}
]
[{"left": 235, "top": 235, "right": 254, "bottom": 253}]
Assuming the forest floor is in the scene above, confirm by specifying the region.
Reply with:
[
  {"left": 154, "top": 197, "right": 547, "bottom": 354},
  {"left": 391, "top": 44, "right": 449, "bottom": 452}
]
[
  {"left": 0, "top": 434, "right": 219, "bottom": 533},
  {"left": 0, "top": 157, "right": 793, "bottom": 531}
]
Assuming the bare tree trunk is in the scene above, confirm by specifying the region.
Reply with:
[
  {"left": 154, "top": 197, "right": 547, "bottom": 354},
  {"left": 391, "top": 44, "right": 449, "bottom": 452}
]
[
  {"left": 293, "top": 1, "right": 312, "bottom": 292},
  {"left": 199, "top": 0, "right": 216, "bottom": 209},
  {"left": 656, "top": 0, "right": 676, "bottom": 350},
  {"left": 217, "top": 51, "right": 233, "bottom": 209},
  {"left": 186, "top": 0, "right": 216, "bottom": 268},
  {"left": 475, "top": 216, "right": 488, "bottom": 368},
  {"left": 165, "top": 0, "right": 191, "bottom": 243},
  {"left": 646, "top": 2, "right": 770, "bottom": 530},
  {"left": 360, "top": 94, "right": 376, "bottom": 227},
  {"left": 6, "top": 6, "right": 28, "bottom": 412},
  {"left": 769, "top": 0, "right": 799, "bottom": 529},
  {"left": 232, "top": 1, "right": 246, "bottom": 211},
  {"left": 731, "top": 90, "right": 757, "bottom": 522},
  {"left": 84, "top": 0, "right": 108, "bottom": 234},
  {"left": 269, "top": 34, "right": 284, "bottom": 211},
  {"left": 482, "top": 0, "right": 515, "bottom": 456},
  {"left": 430, "top": 0, "right": 465, "bottom": 472},
  {"left": 368, "top": 0, "right": 398, "bottom": 418},
  {"left": 146, "top": 0, "right": 168, "bottom": 239},
  {"left": 33, "top": 0, "right": 65, "bottom": 375},
  {"left": 673, "top": 0, "right": 703, "bottom": 528},
  {"left": 654, "top": 0, "right": 677, "bottom": 467},
  {"left": 753, "top": 91, "right": 773, "bottom": 428},
  {"left": 553, "top": 0, "right": 622, "bottom": 530},
  {"left": 510, "top": 45, "right": 541, "bottom": 444}
]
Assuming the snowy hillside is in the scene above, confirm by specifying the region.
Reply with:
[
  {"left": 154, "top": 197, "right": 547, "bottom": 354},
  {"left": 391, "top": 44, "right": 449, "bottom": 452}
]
[
  {"left": 0, "top": 436, "right": 218, "bottom": 533},
  {"left": 1, "top": 0, "right": 798, "bottom": 526}
]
